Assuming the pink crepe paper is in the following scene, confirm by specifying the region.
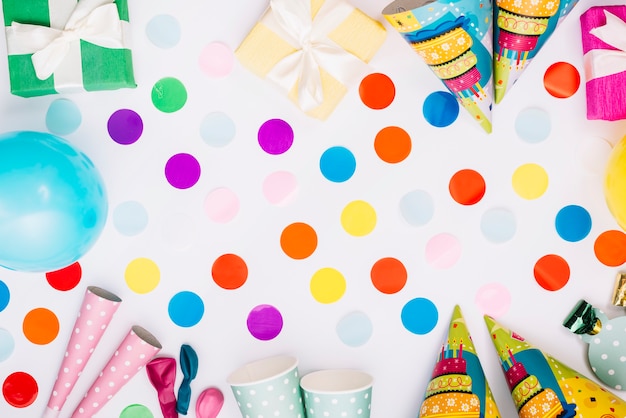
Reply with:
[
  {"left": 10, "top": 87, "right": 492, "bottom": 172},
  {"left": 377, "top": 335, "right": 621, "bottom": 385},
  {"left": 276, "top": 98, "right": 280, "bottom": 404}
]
[
  {"left": 70, "top": 325, "right": 162, "bottom": 418},
  {"left": 43, "top": 286, "right": 122, "bottom": 418},
  {"left": 580, "top": 6, "right": 626, "bottom": 121}
]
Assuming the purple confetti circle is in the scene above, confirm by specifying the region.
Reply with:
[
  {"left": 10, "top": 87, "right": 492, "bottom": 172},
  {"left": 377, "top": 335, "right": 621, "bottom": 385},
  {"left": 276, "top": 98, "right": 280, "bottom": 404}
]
[
  {"left": 258, "top": 119, "right": 294, "bottom": 155},
  {"left": 247, "top": 304, "right": 283, "bottom": 341},
  {"left": 107, "top": 109, "right": 143, "bottom": 145},
  {"left": 165, "top": 153, "right": 201, "bottom": 189}
]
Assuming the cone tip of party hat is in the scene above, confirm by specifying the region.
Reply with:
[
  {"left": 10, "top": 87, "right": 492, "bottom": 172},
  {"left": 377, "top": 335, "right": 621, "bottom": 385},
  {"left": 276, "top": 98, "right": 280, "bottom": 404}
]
[{"left": 483, "top": 315, "right": 497, "bottom": 329}]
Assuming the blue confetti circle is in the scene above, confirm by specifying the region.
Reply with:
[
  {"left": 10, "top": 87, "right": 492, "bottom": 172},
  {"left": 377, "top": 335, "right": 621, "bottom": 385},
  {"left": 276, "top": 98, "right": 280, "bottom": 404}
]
[
  {"left": 481, "top": 208, "right": 517, "bottom": 243},
  {"left": 146, "top": 14, "right": 181, "bottom": 49},
  {"left": 515, "top": 108, "right": 551, "bottom": 143},
  {"left": 399, "top": 190, "right": 434, "bottom": 226},
  {"left": 401, "top": 297, "right": 438, "bottom": 335},
  {"left": 0, "top": 329, "right": 14, "bottom": 362},
  {"left": 555, "top": 205, "right": 592, "bottom": 242},
  {"left": 422, "top": 91, "right": 459, "bottom": 128},
  {"left": 200, "top": 112, "right": 236, "bottom": 147},
  {"left": 0, "top": 281, "right": 9, "bottom": 312},
  {"left": 46, "top": 99, "right": 82, "bottom": 135},
  {"left": 320, "top": 146, "right": 356, "bottom": 183},
  {"left": 336, "top": 311, "right": 373, "bottom": 347},
  {"left": 168, "top": 291, "right": 204, "bottom": 327},
  {"left": 113, "top": 201, "right": 149, "bottom": 236}
]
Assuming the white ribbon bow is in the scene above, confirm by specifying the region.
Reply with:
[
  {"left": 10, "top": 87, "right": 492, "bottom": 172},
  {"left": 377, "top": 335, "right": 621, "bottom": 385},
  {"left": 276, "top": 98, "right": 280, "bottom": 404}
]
[
  {"left": 584, "top": 10, "right": 626, "bottom": 82},
  {"left": 263, "top": 0, "right": 370, "bottom": 111},
  {"left": 5, "top": 0, "right": 124, "bottom": 80}
]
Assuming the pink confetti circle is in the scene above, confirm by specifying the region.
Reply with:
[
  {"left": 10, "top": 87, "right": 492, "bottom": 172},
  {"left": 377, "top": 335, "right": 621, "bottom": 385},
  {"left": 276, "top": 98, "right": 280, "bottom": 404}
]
[
  {"left": 165, "top": 153, "right": 201, "bottom": 189},
  {"left": 474, "top": 282, "right": 511, "bottom": 318},
  {"left": 262, "top": 171, "right": 298, "bottom": 206},
  {"left": 425, "top": 233, "right": 462, "bottom": 269},
  {"left": 204, "top": 187, "right": 240, "bottom": 223},
  {"left": 199, "top": 42, "right": 234, "bottom": 78}
]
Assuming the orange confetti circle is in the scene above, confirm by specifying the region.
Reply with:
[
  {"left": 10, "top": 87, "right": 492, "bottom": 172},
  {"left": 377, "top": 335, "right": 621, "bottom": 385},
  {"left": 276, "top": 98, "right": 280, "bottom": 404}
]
[
  {"left": 22, "top": 308, "right": 59, "bottom": 345},
  {"left": 594, "top": 230, "right": 626, "bottom": 267},
  {"left": 280, "top": 222, "right": 318, "bottom": 259},
  {"left": 543, "top": 61, "right": 580, "bottom": 99},
  {"left": 212, "top": 253, "right": 248, "bottom": 289},
  {"left": 370, "top": 257, "right": 408, "bottom": 294},
  {"left": 533, "top": 254, "right": 570, "bottom": 291},
  {"left": 374, "top": 126, "right": 412, "bottom": 164},
  {"left": 359, "top": 73, "right": 396, "bottom": 110},
  {"left": 449, "top": 169, "right": 486, "bottom": 205}
]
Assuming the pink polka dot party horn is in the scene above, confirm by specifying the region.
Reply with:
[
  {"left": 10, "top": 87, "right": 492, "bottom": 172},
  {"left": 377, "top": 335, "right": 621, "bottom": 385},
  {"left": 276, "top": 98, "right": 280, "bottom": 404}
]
[
  {"left": 70, "top": 325, "right": 162, "bottom": 418},
  {"left": 43, "top": 286, "right": 122, "bottom": 418}
]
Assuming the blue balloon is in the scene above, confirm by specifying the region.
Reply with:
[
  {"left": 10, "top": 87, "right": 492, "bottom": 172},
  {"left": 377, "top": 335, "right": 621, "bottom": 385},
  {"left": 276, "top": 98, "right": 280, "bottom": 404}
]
[{"left": 0, "top": 131, "right": 107, "bottom": 272}]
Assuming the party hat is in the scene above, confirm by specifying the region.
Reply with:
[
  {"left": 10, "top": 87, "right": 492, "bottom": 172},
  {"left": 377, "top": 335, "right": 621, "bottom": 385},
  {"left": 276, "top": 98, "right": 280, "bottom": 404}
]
[
  {"left": 383, "top": 0, "right": 494, "bottom": 133},
  {"left": 493, "top": 0, "right": 579, "bottom": 103},
  {"left": 43, "top": 286, "right": 122, "bottom": 418},
  {"left": 418, "top": 305, "right": 501, "bottom": 417},
  {"left": 70, "top": 326, "right": 161, "bottom": 418},
  {"left": 484, "top": 315, "right": 626, "bottom": 417}
]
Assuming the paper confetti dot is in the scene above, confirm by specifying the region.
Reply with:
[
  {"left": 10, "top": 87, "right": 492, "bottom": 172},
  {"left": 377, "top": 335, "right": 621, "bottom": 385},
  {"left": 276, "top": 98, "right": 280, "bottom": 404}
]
[
  {"left": 23, "top": 308, "right": 59, "bottom": 345},
  {"left": 320, "top": 146, "right": 356, "bottom": 183},
  {"left": 200, "top": 111, "right": 236, "bottom": 147},
  {"left": 212, "top": 253, "right": 248, "bottom": 290},
  {"left": 280, "top": 222, "right": 318, "bottom": 260},
  {"left": 121, "top": 404, "right": 154, "bottom": 418},
  {"left": 555, "top": 205, "right": 592, "bottom": 242},
  {"left": 152, "top": 77, "right": 187, "bottom": 113},
  {"left": 46, "top": 98, "right": 81, "bottom": 135},
  {"left": 2, "top": 372, "right": 38, "bottom": 408},
  {"left": 247, "top": 305, "right": 283, "bottom": 341},
  {"left": 113, "top": 201, "right": 149, "bottom": 236},
  {"left": 310, "top": 268, "right": 346, "bottom": 304},
  {"left": 370, "top": 257, "right": 407, "bottom": 294},
  {"left": 336, "top": 311, "right": 373, "bottom": 347},
  {"left": 0, "top": 280, "right": 10, "bottom": 312},
  {"left": 168, "top": 291, "right": 204, "bottom": 327},
  {"left": 204, "top": 187, "right": 240, "bottom": 223},
  {"left": 515, "top": 108, "right": 551, "bottom": 143},
  {"left": 594, "top": 230, "right": 626, "bottom": 267},
  {"left": 544, "top": 61, "right": 580, "bottom": 99},
  {"left": 425, "top": 233, "right": 462, "bottom": 269},
  {"left": 0, "top": 329, "right": 15, "bottom": 362},
  {"left": 146, "top": 14, "right": 180, "bottom": 48},
  {"left": 481, "top": 208, "right": 517, "bottom": 243},
  {"left": 199, "top": 42, "right": 235, "bottom": 78},
  {"left": 534, "top": 254, "right": 570, "bottom": 291},
  {"left": 341, "top": 200, "right": 376, "bottom": 237},
  {"left": 512, "top": 163, "right": 549, "bottom": 200},
  {"left": 359, "top": 73, "right": 396, "bottom": 110},
  {"left": 399, "top": 190, "right": 434, "bottom": 226},
  {"left": 449, "top": 169, "right": 486, "bottom": 205},
  {"left": 165, "top": 153, "right": 201, "bottom": 189},
  {"left": 45, "top": 262, "right": 82, "bottom": 291},
  {"left": 263, "top": 171, "right": 298, "bottom": 206},
  {"left": 374, "top": 126, "right": 411, "bottom": 163},
  {"left": 258, "top": 119, "right": 294, "bottom": 155},
  {"left": 475, "top": 283, "right": 511, "bottom": 318},
  {"left": 107, "top": 109, "right": 143, "bottom": 145},
  {"left": 401, "top": 298, "right": 438, "bottom": 335},
  {"left": 125, "top": 258, "right": 160, "bottom": 294},
  {"left": 423, "top": 91, "right": 459, "bottom": 127}
]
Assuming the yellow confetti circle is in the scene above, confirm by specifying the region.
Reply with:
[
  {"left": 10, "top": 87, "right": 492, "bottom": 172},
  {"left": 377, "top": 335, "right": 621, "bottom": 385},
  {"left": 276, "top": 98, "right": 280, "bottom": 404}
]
[
  {"left": 125, "top": 257, "right": 160, "bottom": 294},
  {"left": 310, "top": 268, "right": 346, "bottom": 304},
  {"left": 512, "top": 163, "right": 548, "bottom": 200},
  {"left": 341, "top": 200, "right": 377, "bottom": 236}
]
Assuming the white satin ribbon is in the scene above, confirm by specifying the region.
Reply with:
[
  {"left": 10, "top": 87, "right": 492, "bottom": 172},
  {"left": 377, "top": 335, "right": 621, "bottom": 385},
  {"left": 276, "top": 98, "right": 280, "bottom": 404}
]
[
  {"left": 584, "top": 10, "right": 626, "bottom": 82},
  {"left": 263, "top": 0, "right": 371, "bottom": 111},
  {"left": 5, "top": 0, "right": 124, "bottom": 81}
]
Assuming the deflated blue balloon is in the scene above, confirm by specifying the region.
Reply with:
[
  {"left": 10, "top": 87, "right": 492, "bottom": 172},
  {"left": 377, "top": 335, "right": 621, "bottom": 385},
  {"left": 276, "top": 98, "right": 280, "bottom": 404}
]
[{"left": 0, "top": 131, "right": 107, "bottom": 272}]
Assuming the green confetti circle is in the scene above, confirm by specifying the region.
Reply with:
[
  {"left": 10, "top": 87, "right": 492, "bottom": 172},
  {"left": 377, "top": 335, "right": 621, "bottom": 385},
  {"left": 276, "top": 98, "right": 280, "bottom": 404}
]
[
  {"left": 151, "top": 77, "right": 187, "bottom": 113},
  {"left": 120, "top": 404, "right": 154, "bottom": 418}
]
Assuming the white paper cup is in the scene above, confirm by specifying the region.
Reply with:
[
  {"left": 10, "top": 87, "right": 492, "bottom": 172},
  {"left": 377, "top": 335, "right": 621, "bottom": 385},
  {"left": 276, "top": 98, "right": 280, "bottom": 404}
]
[
  {"left": 227, "top": 355, "right": 305, "bottom": 418},
  {"left": 300, "top": 369, "right": 373, "bottom": 417}
]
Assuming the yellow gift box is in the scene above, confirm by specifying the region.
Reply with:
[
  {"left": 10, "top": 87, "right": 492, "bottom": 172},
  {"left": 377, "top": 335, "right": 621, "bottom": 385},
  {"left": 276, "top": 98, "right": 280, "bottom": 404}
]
[{"left": 236, "top": 0, "right": 387, "bottom": 120}]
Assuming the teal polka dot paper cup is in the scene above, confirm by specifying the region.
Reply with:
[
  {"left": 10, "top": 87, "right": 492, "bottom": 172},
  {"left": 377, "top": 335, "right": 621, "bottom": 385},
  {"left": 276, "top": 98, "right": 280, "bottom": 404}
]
[
  {"left": 227, "top": 355, "right": 305, "bottom": 418},
  {"left": 300, "top": 369, "right": 373, "bottom": 417}
]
